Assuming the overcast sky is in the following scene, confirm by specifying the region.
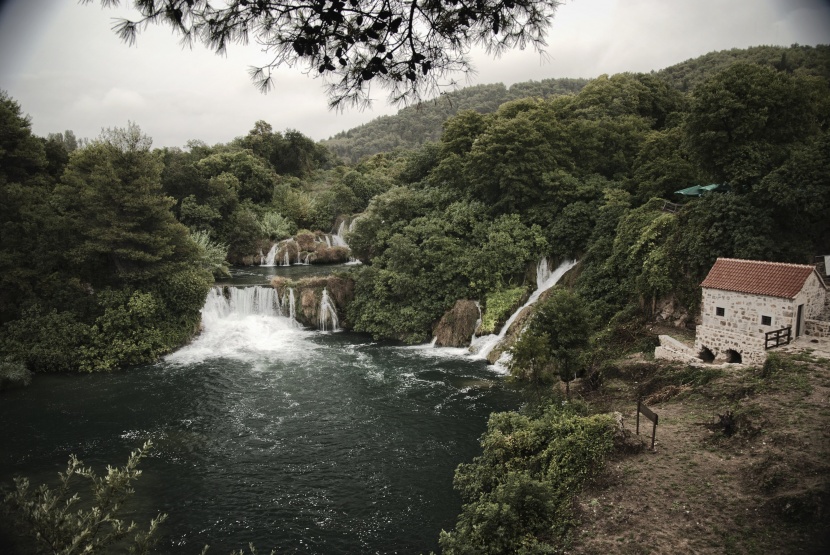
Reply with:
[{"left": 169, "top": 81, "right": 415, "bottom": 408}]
[{"left": 1, "top": 0, "right": 828, "bottom": 148}]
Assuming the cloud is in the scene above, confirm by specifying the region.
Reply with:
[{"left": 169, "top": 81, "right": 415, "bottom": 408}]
[
  {"left": 1, "top": 0, "right": 828, "bottom": 147},
  {"left": 101, "top": 87, "right": 147, "bottom": 110}
]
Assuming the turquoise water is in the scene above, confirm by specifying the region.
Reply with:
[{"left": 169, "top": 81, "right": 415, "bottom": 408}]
[{"left": 0, "top": 273, "right": 521, "bottom": 553}]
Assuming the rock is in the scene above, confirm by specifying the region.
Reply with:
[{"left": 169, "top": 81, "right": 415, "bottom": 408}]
[
  {"left": 311, "top": 245, "right": 350, "bottom": 264},
  {"left": 654, "top": 295, "right": 694, "bottom": 328},
  {"left": 270, "top": 275, "right": 355, "bottom": 330},
  {"left": 433, "top": 300, "right": 480, "bottom": 348},
  {"left": 295, "top": 232, "right": 317, "bottom": 252},
  {"left": 485, "top": 305, "right": 535, "bottom": 364}
]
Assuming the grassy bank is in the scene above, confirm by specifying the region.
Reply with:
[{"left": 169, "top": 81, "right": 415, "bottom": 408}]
[{"left": 568, "top": 351, "right": 830, "bottom": 554}]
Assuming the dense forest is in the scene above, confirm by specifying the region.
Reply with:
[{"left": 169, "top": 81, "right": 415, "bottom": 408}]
[
  {"left": 323, "top": 44, "right": 830, "bottom": 162},
  {"left": 2, "top": 41, "right": 829, "bottom": 381},
  {"left": 2, "top": 43, "right": 830, "bottom": 552}
]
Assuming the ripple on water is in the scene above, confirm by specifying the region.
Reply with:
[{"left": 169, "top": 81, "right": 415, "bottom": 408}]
[{"left": 0, "top": 304, "right": 521, "bottom": 554}]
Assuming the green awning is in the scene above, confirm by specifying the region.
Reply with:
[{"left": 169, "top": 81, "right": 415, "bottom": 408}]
[{"left": 674, "top": 183, "right": 725, "bottom": 197}]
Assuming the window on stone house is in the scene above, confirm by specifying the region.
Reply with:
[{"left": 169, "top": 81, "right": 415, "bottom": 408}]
[
  {"left": 761, "top": 315, "right": 772, "bottom": 326},
  {"left": 716, "top": 307, "right": 725, "bottom": 317}
]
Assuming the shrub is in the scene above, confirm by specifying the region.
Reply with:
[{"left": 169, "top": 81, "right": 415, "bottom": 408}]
[
  {"left": 2, "top": 441, "right": 165, "bottom": 555},
  {"left": 0, "top": 357, "right": 32, "bottom": 390},
  {"left": 480, "top": 286, "right": 526, "bottom": 334},
  {"left": 440, "top": 405, "right": 616, "bottom": 553}
]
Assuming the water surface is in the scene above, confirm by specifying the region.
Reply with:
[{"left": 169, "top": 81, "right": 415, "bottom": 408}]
[{"left": 0, "top": 270, "right": 520, "bottom": 554}]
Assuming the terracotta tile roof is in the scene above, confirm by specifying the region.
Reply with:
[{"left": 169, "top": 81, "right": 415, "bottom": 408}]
[{"left": 701, "top": 258, "right": 818, "bottom": 299}]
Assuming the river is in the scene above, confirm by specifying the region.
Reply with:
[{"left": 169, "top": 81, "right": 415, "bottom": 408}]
[{"left": 0, "top": 265, "right": 522, "bottom": 554}]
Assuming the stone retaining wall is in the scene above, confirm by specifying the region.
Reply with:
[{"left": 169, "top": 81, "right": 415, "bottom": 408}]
[
  {"left": 654, "top": 335, "right": 700, "bottom": 364},
  {"left": 694, "top": 325, "right": 767, "bottom": 366}
]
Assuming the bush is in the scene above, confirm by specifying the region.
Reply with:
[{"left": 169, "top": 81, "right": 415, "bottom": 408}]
[
  {"left": 2, "top": 441, "right": 165, "bottom": 555},
  {"left": 0, "top": 357, "right": 32, "bottom": 390},
  {"left": 480, "top": 286, "right": 526, "bottom": 334},
  {"left": 440, "top": 405, "right": 616, "bottom": 553}
]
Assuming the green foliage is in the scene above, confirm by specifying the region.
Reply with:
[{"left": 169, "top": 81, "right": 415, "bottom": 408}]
[
  {"left": 0, "top": 356, "right": 32, "bottom": 390},
  {"left": 480, "top": 287, "right": 526, "bottom": 335},
  {"left": 655, "top": 44, "right": 830, "bottom": 93},
  {"left": 1, "top": 305, "right": 91, "bottom": 373},
  {"left": 508, "top": 331, "right": 555, "bottom": 389},
  {"left": 237, "top": 121, "right": 330, "bottom": 177},
  {"left": 2, "top": 441, "right": 165, "bottom": 555},
  {"left": 196, "top": 150, "right": 278, "bottom": 204},
  {"left": 686, "top": 63, "right": 828, "bottom": 191},
  {"left": 54, "top": 123, "right": 198, "bottom": 287},
  {"left": 324, "top": 80, "right": 590, "bottom": 163},
  {"left": 524, "top": 288, "right": 594, "bottom": 396},
  {"left": 439, "top": 405, "right": 616, "bottom": 553},
  {"left": 188, "top": 230, "right": 231, "bottom": 278},
  {"left": 257, "top": 211, "right": 295, "bottom": 241}
]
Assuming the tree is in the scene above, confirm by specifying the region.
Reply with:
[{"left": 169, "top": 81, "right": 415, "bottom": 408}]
[
  {"left": 84, "top": 0, "right": 562, "bottom": 108},
  {"left": 685, "top": 63, "right": 829, "bottom": 191},
  {"left": 511, "top": 288, "right": 592, "bottom": 398},
  {"left": 54, "top": 123, "right": 198, "bottom": 287}
]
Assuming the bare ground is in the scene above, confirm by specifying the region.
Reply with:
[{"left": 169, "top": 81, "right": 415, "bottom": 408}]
[{"left": 567, "top": 350, "right": 830, "bottom": 555}]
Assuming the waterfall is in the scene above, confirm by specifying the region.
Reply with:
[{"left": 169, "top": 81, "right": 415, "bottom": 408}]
[
  {"left": 331, "top": 221, "right": 348, "bottom": 248},
  {"left": 325, "top": 235, "right": 332, "bottom": 248},
  {"left": 296, "top": 241, "right": 302, "bottom": 265},
  {"left": 259, "top": 249, "right": 265, "bottom": 266},
  {"left": 470, "top": 259, "right": 577, "bottom": 361},
  {"left": 262, "top": 244, "right": 278, "bottom": 266},
  {"left": 288, "top": 288, "right": 296, "bottom": 322},
  {"left": 202, "top": 286, "right": 282, "bottom": 321},
  {"left": 166, "top": 285, "right": 303, "bottom": 363},
  {"left": 318, "top": 288, "right": 339, "bottom": 332},
  {"left": 282, "top": 250, "right": 291, "bottom": 267}
]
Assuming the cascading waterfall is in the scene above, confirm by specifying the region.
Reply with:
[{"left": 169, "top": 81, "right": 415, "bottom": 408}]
[
  {"left": 470, "top": 258, "right": 577, "bottom": 361},
  {"left": 262, "top": 244, "right": 278, "bottom": 266},
  {"left": 324, "top": 235, "right": 332, "bottom": 248},
  {"left": 166, "top": 285, "right": 305, "bottom": 363},
  {"left": 282, "top": 250, "right": 291, "bottom": 267},
  {"left": 259, "top": 249, "right": 265, "bottom": 266},
  {"left": 203, "top": 285, "right": 281, "bottom": 320},
  {"left": 331, "top": 221, "right": 348, "bottom": 248},
  {"left": 318, "top": 288, "right": 339, "bottom": 332},
  {"left": 472, "top": 301, "right": 483, "bottom": 346}
]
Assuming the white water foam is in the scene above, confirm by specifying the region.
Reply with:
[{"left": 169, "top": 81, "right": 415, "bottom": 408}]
[{"left": 166, "top": 286, "right": 312, "bottom": 365}]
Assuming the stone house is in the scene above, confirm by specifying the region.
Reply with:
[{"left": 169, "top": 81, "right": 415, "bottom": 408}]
[{"left": 694, "top": 258, "right": 828, "bottom": 365}]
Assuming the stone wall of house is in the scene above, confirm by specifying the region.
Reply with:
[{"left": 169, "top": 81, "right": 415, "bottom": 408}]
[
  {"left": 796, "top": 273, "right": 827, "bottom": 320},
  {"left": 806, "top": 319, "right": 830, "bottom": 338},
  {"left": 700, "top": 288, "right": 796, "bottom": 336}
]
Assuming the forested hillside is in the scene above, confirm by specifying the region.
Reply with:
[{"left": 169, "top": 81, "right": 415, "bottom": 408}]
[
  {"left": 654, "top": 43, "right": 830, "bottom": 91},
  {"left": 323, "top": 44, "right": 830, "bottom": 163},
  {"left": 322, "top": 78, "right": 589, "bottom": 163}
]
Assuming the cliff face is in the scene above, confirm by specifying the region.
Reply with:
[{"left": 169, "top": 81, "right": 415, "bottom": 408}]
[{"left": 433, "top": 300, "right": 480, "bottom": 348}]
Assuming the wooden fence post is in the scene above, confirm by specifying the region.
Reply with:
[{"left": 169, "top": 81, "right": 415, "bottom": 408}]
[{"left": 636, "top": 398, "right": 659, "bottom": 450}]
